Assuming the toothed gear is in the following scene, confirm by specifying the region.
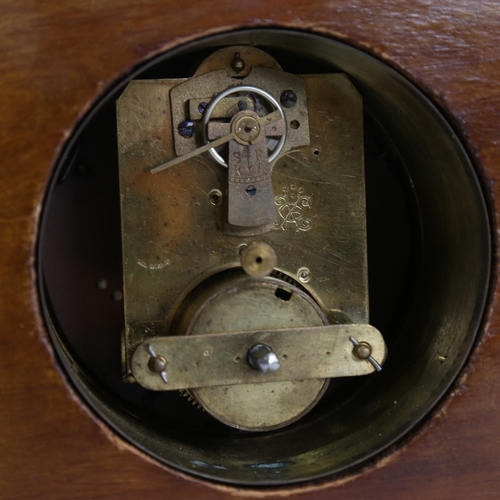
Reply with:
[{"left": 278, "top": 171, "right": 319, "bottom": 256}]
[{"left": 179, "top": 389, "right": 204, "bottom": 410}]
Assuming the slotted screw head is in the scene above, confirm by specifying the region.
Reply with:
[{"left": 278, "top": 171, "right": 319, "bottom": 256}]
[
  {"left": 178, "top": 120, "right": 195, "bottom": 138},
  {"left": 280, "top": 90, "right": 297, "bottom": 108}
]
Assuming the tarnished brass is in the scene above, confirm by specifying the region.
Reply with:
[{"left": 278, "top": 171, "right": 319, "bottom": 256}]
[
  {"left": 179, "top": 275, "right": 332, "bottom": 431},
  {"left": 240, "top": 242, "right": 277, "bottom": 277},
  {"left": 207, "top": 106, "right": 286, "bottom": 227},
  {"left": 188, "top": 96, "right": 254, "bottom": 120},
  {"left": 131, "top": 324, "right": 386, "bottom": 391},
  {"left": 149, "top": 109, "right": 283, "bottom": 175},
  {"left": 117, "top": 45, "right": 370, "bottom": 431},
  {"left": 352, "top": 341, "right": 372, "bottom": 360},
  {"left": 170, "top": 67, "right": 310, "bottom": 159}
]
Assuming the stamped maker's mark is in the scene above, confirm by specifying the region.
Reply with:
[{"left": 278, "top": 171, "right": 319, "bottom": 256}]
[{"left": 275, "top": 185, "right": 313, "bottom": 232}]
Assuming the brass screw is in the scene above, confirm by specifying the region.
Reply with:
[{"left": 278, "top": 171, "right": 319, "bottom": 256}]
[
  {"left": 231, "top": 52, "right": 245, "bottom": 73},
  {"left": 298, "top": 267, "right": 311, "bottom": 283},
  {"left": 144, "top": 344, "right": 168, "bottom": 383},
  {"left": 148, "top": 355, "right": 167, "bottom": 374},
  {"left": 352, "top": 341, "right": 372, "bottom": 360},
  {"left": 209, "top": 189, "right": 222, "bottom": 206},
  {"left": 349, "top": 336, "right": 382, "bottom": 372}
]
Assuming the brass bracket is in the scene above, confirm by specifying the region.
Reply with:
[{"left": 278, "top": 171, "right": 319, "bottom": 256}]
[{"left": 131, "top": 324, "right": 386, "bottom": 391}]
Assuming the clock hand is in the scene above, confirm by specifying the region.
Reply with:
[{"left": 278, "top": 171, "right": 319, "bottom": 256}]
[{"left": 149, "top": 110, "right": 283, "bottom": 174}]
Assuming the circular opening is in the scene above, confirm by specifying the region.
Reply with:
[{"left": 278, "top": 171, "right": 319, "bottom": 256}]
[{"left": 38, "top": 30, "right": 490, "bottom": 486}]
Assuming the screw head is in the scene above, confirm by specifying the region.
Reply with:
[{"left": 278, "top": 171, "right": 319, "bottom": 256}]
[
  {"left": 280, "top": 90, "right": 297, "bottom": 108},
  {"left": 231, "top": 52, "right": 245, "bottom": 73},
  {"left": 352, "top": 342, "right": 372, "bottom": 360},
  {"left": 238, "top": 100, "right": 248, "bottom": 110},
  {"left": 178, "top": 120, "right": 195, "bottom": 138},
  {"left": 245, "top": 185, "right": 257, "bottom": 196},
  {"left": 298, "top": 267, "right": 311, "bottom": 283},
  {"left": 148, "top": 355, "right": 167, "bottom": 374},
  {"left": 198, "top": 102, "right": 208, "bottom": 115},
  {"left": 247, "top": 344, "right": 281, "bottom": 373},
  {"left": 209, "top": 188, "right": 222, "bottom": 206}
]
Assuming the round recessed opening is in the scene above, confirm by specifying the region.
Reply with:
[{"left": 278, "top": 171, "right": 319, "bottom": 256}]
[{"left": 38, "top": 29, "right": 490, "bottom": 485}]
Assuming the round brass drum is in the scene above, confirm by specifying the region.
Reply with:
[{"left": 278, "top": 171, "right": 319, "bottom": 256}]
[{"left": 183, "top": 276, "right": 329, "bottom": 431}]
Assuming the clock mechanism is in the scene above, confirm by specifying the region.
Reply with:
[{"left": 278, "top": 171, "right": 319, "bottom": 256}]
[
  {"left": 117, "top": 46, "right": 386, "bottom": 431},
  {"left": 38, "top": 31, "right": 489, "bottom": 485}
]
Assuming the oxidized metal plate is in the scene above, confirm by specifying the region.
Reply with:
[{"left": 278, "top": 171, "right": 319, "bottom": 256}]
[
  {"left": 117, "top": 57, "right": 366, "bottom": 371},
  {"left": 131, "top": 324, "right": 386, "bottom": 391},
  {"left": 117, "top": 45, "right": 374, "bottom": 431}
]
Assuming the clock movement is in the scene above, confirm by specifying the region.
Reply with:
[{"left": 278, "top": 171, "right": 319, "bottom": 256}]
[{"left": 38, "top": 30, "right": 489, "bottom": 485}]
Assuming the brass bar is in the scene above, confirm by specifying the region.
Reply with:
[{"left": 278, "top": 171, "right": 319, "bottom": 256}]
[{"left": 131, "top": 324, "right": 386, "bottom": 391}]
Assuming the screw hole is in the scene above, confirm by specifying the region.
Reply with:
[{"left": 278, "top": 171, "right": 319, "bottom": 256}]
[
  {"left": 290, "top": 120, "right": 300, "bottom": 130},
  {"left": 209, "top": 189, "right": 222, "bottom": 205},
  {"left": 298, "top": 267, "right": 311, "bottom": 283},
  {"left": 314, "top": 149, "right": 320, "bottom": 156}
]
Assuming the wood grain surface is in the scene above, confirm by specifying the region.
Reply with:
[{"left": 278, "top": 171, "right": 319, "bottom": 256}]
[{"left": 0, "top": 1, "right": 499, "bottom": 498}]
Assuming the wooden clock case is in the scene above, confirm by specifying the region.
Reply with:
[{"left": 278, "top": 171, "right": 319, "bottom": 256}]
[{"left": 0, "top": 1, "right": 499, "bottom": 498}]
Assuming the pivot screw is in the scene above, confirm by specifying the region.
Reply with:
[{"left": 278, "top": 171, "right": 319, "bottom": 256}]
[
  {"left": 349, "top": 336, "right": 382, "bottom": 372},
  {"left": 144, "top": 344, "right": 168, "bottom": 383},
  {"left": 280, "top": 90, "right": 297, "bottom": 108},
  {"left": 231, "top": 52, "right": 245, "bottom": 73},
  {"left": 247, "top": 344, "right": 281, "bottom": 373},
  {"left": 148, "top": 355, "right": 167, "bottom": 374},
  {"left": 352, "top": 341, "right": 372, "bottom": 360},
  {"left": 178, "top": 120, "right": 195, "bottom": 138}
]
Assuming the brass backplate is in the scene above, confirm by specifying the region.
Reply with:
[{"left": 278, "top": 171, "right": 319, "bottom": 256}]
[{"left": 117, "top": 48, "right": 366, "bottom": 376}]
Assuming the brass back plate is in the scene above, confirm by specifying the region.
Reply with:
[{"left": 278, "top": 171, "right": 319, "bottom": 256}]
[{"left": 117, "top": 53, "right": 366, "bottom": 371}]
